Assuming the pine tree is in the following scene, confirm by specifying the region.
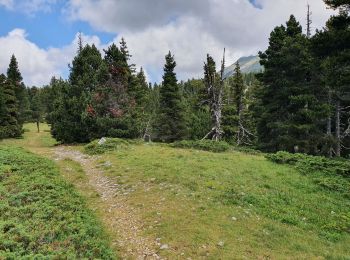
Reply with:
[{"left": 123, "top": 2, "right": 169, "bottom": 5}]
[
  {"left": 119, "top": 38, "right": 135, "bottom": 73},
  {"left": 69, "top": 44, "right": 103, "bottom": 93},
  {"left": 6, "top": 54, "right": 27, "bottom": 125},
  {"left": 257, "top": 15, "right": 325, "bottom": 153},
  {"left": 311, "top": 2, "right": 350, "bottom": 157},
  {"left": 50, "top": 44, "right": 103, "bottom": 143},
  {"left": 183, "top": 78, "right": 211, "bottom": 140},
  {"left": 131, "top": 68, "right": 152, "bottom": 138},
  {"left": 89, "top": 43, "right": 135, "bottom": 139},
  {"left": 7, "top": 55, "right": 22, "bottom": 85},
  {"left": 232, "top": 61, "right": 245, "bottom": 117},
  {"left": 29, "top": 87, "right": 44, "bottom": 132},
  {"left": 324, "top": 0, "right": 350, "bottom": 9},
  {"left": 0, "top": 74, "right": 22, "bottom": 138},
  {"left": 155, "top": 51, "right": 187, "bottom": 142}
]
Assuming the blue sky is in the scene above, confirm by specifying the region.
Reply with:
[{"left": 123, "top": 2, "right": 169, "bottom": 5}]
[
  {"left": 0, "top": 0, "right": 334, "bottom": 86},
  {"left": 0, "top": 1, "right": 114, "bottom": 49}
]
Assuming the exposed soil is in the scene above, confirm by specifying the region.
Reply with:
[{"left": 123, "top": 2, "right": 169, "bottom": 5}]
[{"left": 54, "top": 146, "right": 161, "bottom": 260}]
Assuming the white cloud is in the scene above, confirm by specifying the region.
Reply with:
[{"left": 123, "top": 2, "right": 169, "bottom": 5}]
[
  {"left": 0, "top": 0, "right": 337, "bottom": 85},
  {"left": 0, "top": 0, "right": 57, "bottom": 14},
  {"left": 66, "top": 0, "right": 335, "bottom": 83},
  {"left": 0, "top": 0, "right": 13, "bottom": 9},
  {"left": 0, "top": 29, "right": 103, "bottom": 86}
]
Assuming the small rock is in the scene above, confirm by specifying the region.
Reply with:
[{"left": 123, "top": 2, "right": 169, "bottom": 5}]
[
  {"left": 217, "top": 241, "right": 225, "bottom": 247},
  {"left": 160, "top": 244, "right": 169, "bottom": 250},
  {"left": 98, "top": 137, "right": 107, "bottom": 145},
  {"left": 231, "top": 217, "right": 237, "bottom": 221},
  {"left": 102, "top": 161, "right": 112, "bottom": 167}
]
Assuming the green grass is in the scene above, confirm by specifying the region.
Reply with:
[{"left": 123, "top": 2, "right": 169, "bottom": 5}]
[
  {"left": 94, "top": 142, "right": 350, "bottom": 259},
  {"left": 1, "top": 124, "right": 349, "bottom": 259},
  {"left": 0, "top": 146, "right": 115, "bottom": 259},
  {"left": 171, "top": 140, "right": 231, "bottom": 152}
]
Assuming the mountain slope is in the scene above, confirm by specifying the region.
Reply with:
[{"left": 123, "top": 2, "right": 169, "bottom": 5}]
[{"left": 224, "top": 55, "right": 263, "bottom": 78}]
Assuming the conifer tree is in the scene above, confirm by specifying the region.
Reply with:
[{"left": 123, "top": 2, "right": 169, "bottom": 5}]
[
  {"left": 130, "top": 68, "right": 152, "bottom": 138},
  {"left": 50, "top": 44, "right": 103, "bottom": 143},
  {"left": 155, "top": 51, "right": 187, "bottom": 142},
  {"left": 120, "top": 38, "right": 135, "bottom": 73},
  {"left": 0, "top": 74, "right": 21, "bottom": 138},
  {"left": 87, "top": 43, "right": 135, "bottom": 139},
  {"left": 6, "top": 54, "right": 28, "bottom": 125},
  {"left": 257, "top": 15, "right": 325, "bottom": 153},
  {"left": 232, "top": 61, "right": 245, "bottom": 117},
  {"left": 311, "top": 2, "right": 350, "bottom": 156}
]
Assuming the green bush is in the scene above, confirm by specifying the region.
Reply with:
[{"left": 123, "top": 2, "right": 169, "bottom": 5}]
[
  {"left": 84, "top": 137, "right": 141, "bottom": 155},
  {"left": 0, "top": 147, "right": 115, "bottom": 259},
  {"left": 266, "top": 151, "right": 350, "bottom": 197},
  {"left": 232, "top": 145, "right": 262, "bottom": 155},
  {"left": 266, "top": 151, "right": 350, "bottom": 177},
  {"left": 171, "top": 140, "right": 231, "bottom": 152}
]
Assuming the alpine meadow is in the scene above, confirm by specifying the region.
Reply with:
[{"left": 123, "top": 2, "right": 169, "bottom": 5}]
[{"left": 0, "top": 0, "right": 349, "bottom": 259}]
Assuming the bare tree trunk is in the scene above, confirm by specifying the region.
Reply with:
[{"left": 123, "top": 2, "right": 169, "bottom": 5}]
[
  {"left": 37, "top": 120, "right": 40, "bottom": 133},
  {"left": 202, "top": 49, "right": 225, "bottom": 141},
  {"left": 335, "top": 99, "right": 341, "bottom": 157},
  {"left": 327, "top": 90, "right": 332, "bottom": 157}
]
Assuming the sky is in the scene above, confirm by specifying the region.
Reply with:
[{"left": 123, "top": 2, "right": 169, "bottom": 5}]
[{"left": 0, "top": 0, "right": 335, "bottom": 86}]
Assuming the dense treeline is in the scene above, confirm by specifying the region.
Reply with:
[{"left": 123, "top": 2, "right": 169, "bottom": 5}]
[{"left": 0, "top": 0, "right": 349, "bottom": 157}]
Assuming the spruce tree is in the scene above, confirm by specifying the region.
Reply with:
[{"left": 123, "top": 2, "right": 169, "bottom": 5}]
[
  {"left": 311, "top": 2, "right": 350, "bottom": 156},
  {"left": 257, "top": 15, "right": 325, "bottom": 153},
  {"left": 0, "top": 74, "right": 21, "bottom": 138},
  {"left": 6, "top": 54, "right": 28, "bottom": 125},
  {"left": 129, "top": 68, "right": 152, "bottom": 138},
  {"left": 120, "top": 38, "right": 135, "bottom": 73},
  {"left": 7, "top": 55, "right": 22, "bottom": 85},
  {"left": 50, "top": 44, "right": 103, "bottom": 143},
  {"left": 232, "top": 61, "right": 245, "bottom": 117},
  {"left": 155, "top": 51, "right": 187, "bottom": 142},
  {"left": 88, "top": 43, "right": 134, "bottom": 139},
  {"left": 183, "top": 78, "right": 211, "bottom": 140}
]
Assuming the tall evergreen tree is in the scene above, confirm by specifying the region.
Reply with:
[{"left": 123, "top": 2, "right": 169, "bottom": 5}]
[
  {"left": 50, "top": 44, "right": 103, "bottom": 143},
  {"left": 6, "top": 54, "right": 28, "bottom": 125},
  {"left": 120, "top": 38, "right": 135, "bottom": 73},
  {"left": 257, "top": 15, "right": 326, "bottom": 153},
  {"left": 89, "top": 43, "right": 135, "bottom": 139},
  {"left": 311, "top": 2, "right": 350, "bottom": 156},
  {"left": 0, "top": 74, "right": 21, "bottom": 138},
  {"left": 183, "top": 78, "right": 211, "bottom": 140},
  {"left": 7, "top": 55, "right": 22, "bottom": 85},
  {"left": 155, "top": 51, "right": 187, "bottom": 142},
  {"left": 232, "top": 61, "right": 245, "bottom": 117}
]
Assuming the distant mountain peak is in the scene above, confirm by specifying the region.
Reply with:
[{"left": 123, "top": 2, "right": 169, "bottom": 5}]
[{"left": 224, "top": 55, "right": 263, "bottom": 78}]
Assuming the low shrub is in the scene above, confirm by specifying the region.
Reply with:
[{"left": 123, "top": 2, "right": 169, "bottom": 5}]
[
  {"left": 266, "top": 151, "right": 350, "bottom": 197},
  {"left": 84, "top": 137, "right": 141, "bottom": 155},
  {"left": 171, "top": 140, "right": 231, "bottom": 153},
  {"left": 0, "top": 147, "right": 115, "bottom": 259},
  {"left": 232, "top": 146, "right": 262, "bottom": 155},
  {"left": 266, "top": 151, "right": 350, "bottom": 178}
]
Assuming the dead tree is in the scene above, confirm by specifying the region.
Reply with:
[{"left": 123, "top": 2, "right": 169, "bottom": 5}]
[
  {"left": 202, "top": 50, "right": 225, "bottom": 141},
  {"left": 306, "top": 4, "right": 312, "bottom": 38}
]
